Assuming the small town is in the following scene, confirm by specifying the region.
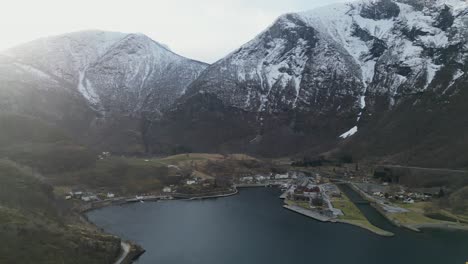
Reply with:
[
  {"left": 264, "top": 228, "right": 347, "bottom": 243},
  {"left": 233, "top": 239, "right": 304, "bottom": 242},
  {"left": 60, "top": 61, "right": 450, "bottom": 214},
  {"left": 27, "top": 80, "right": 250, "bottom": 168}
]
[{"left": 64, "top": 161, "right": 458, "bottom": 238}]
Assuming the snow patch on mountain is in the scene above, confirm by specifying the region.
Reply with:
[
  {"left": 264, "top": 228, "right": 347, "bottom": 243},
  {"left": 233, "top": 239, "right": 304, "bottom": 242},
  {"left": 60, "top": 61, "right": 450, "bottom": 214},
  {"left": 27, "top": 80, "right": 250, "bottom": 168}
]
[
  {"left": 443, "top": 69, "right": 465, "bottom": 93},
  {"left": 340, "top": 126, "right": 358, "bottom": 139},
  {"left": 78, "top": 71, "right": 101, "bottom": 107}
]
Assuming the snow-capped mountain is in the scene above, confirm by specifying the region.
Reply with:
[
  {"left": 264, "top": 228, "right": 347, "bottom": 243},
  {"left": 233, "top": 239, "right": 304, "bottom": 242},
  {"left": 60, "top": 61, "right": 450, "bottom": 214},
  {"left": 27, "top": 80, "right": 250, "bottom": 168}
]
[
  {"left": 3, "top": 30, "right": 208, "bottom": 116},
  {"left": 0, "top": 30, "right": 208, "bottom": 153},
  {"left": 185, "top": 0, "right": 467, "bottom": 136},
  {"left": 1, "top": 1, "right": 467, "bottom": 164},
  {"left": 149, "top": 0, "right": 468, "bottom": 160}
]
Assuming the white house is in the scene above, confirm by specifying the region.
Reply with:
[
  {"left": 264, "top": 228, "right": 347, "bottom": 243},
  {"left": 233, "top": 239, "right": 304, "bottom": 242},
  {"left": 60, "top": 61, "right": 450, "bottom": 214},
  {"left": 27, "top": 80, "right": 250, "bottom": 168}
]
[
  {"left": 255, "top": 175, "right": 267, "bottom": 181},
  {"left": 186, "top": 180, "right": 196, "bottom": 185},
  {"left": 106, "top": 193, "right": 115, "bottom": 198},
  {"left": 240, "top": 176, "right": 254, "bottom": 182},
  {"left": 163, "top": 187, "right": 172, "bottom": 193},
  {"left": 81, "top": 194, "right": 98, "bottom": 202},
  {"left": 70, "top": 191, "right": 83, "bottom": 198},
  {"left": 274, "top": 174, "right": 289, "bottom": 180}
]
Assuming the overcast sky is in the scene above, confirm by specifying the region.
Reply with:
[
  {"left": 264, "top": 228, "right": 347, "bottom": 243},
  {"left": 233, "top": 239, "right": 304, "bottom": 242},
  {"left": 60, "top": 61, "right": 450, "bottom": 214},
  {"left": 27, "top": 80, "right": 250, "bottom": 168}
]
[{"left": 1, "top": 0, "right": 348, "bottom": 63}]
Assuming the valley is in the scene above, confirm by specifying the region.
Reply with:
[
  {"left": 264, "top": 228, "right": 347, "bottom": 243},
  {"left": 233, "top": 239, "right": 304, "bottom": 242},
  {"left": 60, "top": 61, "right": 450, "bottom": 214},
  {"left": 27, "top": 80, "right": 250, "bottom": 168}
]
[
  {"left": 0, "top": 0, "right": 467, "bottom": 263},
  {"left": 1, "top": 115, "right": 467, "bottom": 263}
]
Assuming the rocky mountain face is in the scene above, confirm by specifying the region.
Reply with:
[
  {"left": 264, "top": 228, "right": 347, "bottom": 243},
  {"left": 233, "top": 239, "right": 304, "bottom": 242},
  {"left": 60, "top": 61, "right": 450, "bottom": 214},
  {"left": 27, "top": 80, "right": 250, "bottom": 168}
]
[
  {"left": 148, "top": 0, "right": 468, "bottom": 165},
  {"left": 0, "top": 31, "right": 208, "bottom": 152}
]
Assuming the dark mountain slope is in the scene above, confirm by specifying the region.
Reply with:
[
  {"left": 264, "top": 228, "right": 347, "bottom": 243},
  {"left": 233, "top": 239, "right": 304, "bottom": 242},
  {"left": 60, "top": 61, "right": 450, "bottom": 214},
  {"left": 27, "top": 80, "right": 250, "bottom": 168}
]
[
  {"left": 0, "top": 159, "right": 121, "bottom": 264},
  {"left": 344, "top": 73, "right": 468, "bottom": 168}
]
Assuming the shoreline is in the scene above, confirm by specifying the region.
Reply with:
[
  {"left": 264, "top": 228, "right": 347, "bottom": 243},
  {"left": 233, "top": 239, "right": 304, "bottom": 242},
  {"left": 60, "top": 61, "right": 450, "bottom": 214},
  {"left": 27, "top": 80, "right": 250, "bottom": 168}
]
[
  {"left": 182, "top": 187, "right": 239, "bottom": 200},
  {"left": 81, "top": 187, "right": 242, "bottom": 264},
  {"left": 407, "top": 223, "right": 468, "bottom": 232},
  {"left": 283, "top": 204, "right": 331, "bottom": 222},
  {"left": 283, "top": 204, "right": 394, "bottom": 237},
  {"left": 335, "top": 219, "right": 394, "bottom": 237},
  {"left": 83, "top": 183, "right": 468, "bottom": 263}
]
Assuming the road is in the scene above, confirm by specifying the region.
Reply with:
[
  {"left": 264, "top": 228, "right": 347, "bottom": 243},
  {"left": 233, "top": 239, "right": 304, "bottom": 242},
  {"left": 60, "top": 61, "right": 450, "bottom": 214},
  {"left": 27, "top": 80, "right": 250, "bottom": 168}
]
[
  {"left": 383, "top": 165, "right": 467, "bottom": 174},
  {"left": 114, "top": 242, "right": 130, "bottom": 264}
]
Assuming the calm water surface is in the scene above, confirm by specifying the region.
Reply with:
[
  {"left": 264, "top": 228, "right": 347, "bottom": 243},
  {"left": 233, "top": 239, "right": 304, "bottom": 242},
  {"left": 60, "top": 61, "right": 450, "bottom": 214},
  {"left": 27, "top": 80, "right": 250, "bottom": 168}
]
[{"left": 87, "top": 188, "right": 468, "bottom": 264}]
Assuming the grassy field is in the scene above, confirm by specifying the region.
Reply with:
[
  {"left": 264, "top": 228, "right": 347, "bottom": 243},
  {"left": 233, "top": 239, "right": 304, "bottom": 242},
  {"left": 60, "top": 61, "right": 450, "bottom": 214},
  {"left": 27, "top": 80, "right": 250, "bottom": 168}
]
[
  {"left": 387, "top": 210, "right": 440, "bottom": 226},
  {"left": 389, "top": 202, "right": 468, "bottom": 226},
  {"left": 285, "top": 199, "right": 311, "bottom": 209},
  {"left": 332, "top": 194, "right": 393, "bottom": 236}
]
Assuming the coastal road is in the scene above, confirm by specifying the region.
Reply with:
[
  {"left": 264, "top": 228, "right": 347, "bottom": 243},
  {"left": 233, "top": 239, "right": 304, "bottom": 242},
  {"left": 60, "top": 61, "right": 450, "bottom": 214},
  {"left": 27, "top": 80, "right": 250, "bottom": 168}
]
[{"left": 115, "top": 242, "right": 130, "bottom": 264}]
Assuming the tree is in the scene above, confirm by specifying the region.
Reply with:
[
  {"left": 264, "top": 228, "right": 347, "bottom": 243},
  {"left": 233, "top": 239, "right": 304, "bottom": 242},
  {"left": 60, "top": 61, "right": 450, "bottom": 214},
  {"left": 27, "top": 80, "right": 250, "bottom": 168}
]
[{"left": 438, "top": 188, "right": 445, "bottom": 198}]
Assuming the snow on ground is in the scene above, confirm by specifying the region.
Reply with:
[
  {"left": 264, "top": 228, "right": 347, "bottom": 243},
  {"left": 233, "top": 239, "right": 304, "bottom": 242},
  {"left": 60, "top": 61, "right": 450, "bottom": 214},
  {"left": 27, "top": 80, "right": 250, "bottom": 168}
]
[
  {"left": 444, "top": 69, "right": 465, "bottom": 93},
  {"left": 440, "top": 0, "right": 468, "bottom": 12},
  {"left": 78, "top": 71, "right": 101, "bottom": 106},
  {"left": 300, "top": 4, "right": 377, "bottom": 85},
  {"left": 360, "top": 95, "right": 366, "bottom": 109},
  {"left": 340, "top": 126, "right": 358, "bottom": 139},
  {"left": 452, "top": 69, "right": 465, "bottom": 84},
  {"left": 425, "top": 60, "right": 442, "bottom": 89}
]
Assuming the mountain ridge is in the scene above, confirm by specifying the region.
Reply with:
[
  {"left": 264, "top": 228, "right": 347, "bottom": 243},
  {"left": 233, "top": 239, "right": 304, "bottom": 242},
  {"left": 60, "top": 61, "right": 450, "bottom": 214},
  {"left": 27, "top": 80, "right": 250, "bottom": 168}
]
[
  {"left": 3, "top": 30, "right": 209, "bottom": 115},
  {"left": 148, "top": 0, "right": 468, "bottom": 164}
]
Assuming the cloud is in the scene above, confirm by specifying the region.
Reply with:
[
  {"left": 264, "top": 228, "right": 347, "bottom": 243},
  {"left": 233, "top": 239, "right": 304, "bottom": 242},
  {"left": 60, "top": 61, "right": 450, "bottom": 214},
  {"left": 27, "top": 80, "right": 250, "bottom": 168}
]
[{"left": 0, "top": 0, "right": 348, "bottom": 63}]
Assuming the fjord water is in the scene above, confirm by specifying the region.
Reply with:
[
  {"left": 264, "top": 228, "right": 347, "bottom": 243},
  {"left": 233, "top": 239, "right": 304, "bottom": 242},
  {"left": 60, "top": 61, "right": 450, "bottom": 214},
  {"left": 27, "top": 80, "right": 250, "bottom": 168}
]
[{"left": 87, "top": 188, "right": 468, "bottom": 264}]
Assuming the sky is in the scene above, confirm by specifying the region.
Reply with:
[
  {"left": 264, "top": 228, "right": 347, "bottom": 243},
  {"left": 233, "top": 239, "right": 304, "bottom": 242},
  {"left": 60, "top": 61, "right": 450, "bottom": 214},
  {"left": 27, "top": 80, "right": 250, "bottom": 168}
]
[{"left": 0, "top": 0, "right": 348, "bottom": 63}]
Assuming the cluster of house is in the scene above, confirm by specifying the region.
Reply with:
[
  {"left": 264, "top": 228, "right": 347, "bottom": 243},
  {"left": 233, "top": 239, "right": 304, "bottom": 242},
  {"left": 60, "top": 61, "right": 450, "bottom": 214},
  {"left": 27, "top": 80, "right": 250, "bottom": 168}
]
[
  {"left": 183, "top": 177, "right": 214, "bottom": 188},
  {"left": 66, "top": 190, "right": 115, "bottom": 202},
  {"left": 372, "top": 187, "right": 439, "bottom": 204},
  {"left": 239, "top": 175, "right": 266, "bottom": 183},
  {"left": 239, "top": 172, "right": 302, "bottom": 183}
]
